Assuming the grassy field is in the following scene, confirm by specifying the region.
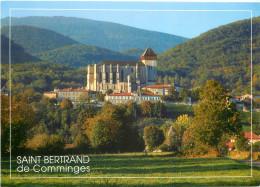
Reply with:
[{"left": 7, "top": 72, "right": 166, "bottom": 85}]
[
  {"left": 1, "top": 153, "right": 260, "bottom": 186},
  {"left": 165, "top": 104, "right": 194, "bottom": 120}
]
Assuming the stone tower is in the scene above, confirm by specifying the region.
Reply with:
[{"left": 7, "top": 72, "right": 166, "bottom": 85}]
[{"left": 141, "top": 47, "right": 157, "bottom": 86}]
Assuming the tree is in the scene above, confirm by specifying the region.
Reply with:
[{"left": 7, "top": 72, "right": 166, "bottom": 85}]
[
  {"left": 168, "top": 85, "right": 179, "bottom": 101},
  {"left": 26, "top": 133, "right": 65, "bottom": 154},
  {"left": 252, "top": 141, "right": 260, "bottom": 152},
  {"left": 140, "top": 101, "right": 153, "bottom": 117},
  {"left": 179, "top": 88, "right": 190, "bottom": 102},
  {"left": 164, "top": 75, "right": 168, "bottom": 85},
  {"left": 182, "top": 129, "right": 194, "bottom": 151},
  {"left": 84, "top": 104, "right": 143, "bottom": 153},
  {"left": 157, "top": 76, "right": 162, "bottom": 84},
  {"left": 191, "top": 80, "right": 242, "bottom": 155},
  {"left": 169, "top": 76, "right": 175, "bottom": 84},
  {"left": 78, "top": 93, "right": 91, "bottom": 104},
  {"left": 152, "top": 101, "right": 166, "bottom": 118},
  {"left": 90, "top": 119, "right": 118, "bottom": 153},
  {"left": 105, "top": 89, "right": 113, "bottom": 95},
  {"left": 144, "top": 125, "right": 164, "bottom": 151},
  {"left": 61, "top": 98, "right": 73, "bottom": 109},
  {"left": 127, "top": 101, "right": 138, "bottom": 118},
  {"left": 171, "top": 115, "right": 193, "bottom": 151},
  {"left": 1, "top": 95, "right": 36, "bottom": 155},
  {"left": 166, "top": 126, "right": 179, "bottom": 151},
  {"left": 234, "top": 133, "right": 249, "bottom": 152}
]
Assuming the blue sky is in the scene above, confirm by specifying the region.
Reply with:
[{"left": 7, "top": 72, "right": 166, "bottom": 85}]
[{"left": 1, "top": 1, "right": 259, "bottom": 38}]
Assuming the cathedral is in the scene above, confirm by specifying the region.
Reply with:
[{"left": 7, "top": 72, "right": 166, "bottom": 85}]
[{"left": 86, "top": 47, "right": 157, "bottom": 93}]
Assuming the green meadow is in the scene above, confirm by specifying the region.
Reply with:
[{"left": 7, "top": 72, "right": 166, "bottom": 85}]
[
  {"left": 1, "top": 153, "right": 260, "bottom": 186},
  {"left": 164, "top": 104, "right": 194, "bottom": 119}
]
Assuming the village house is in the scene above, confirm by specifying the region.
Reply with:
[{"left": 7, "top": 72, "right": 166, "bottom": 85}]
[
  {"left": 43, "top": 89, "right": 58, "bottom": 99},
  {"left": 226, "top": 132, "right": 260, "bottom": 150},
  {"left": 142, "top": 84, "right": 170, "bottom": 96},
  {"left": 57, "top": 88, "right": 96, "bottom": 103},
  {"left": 106, "top": 91, "right": 160, "bottom": 104}
]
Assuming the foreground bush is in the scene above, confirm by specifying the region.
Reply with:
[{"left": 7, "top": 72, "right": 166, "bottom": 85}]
[
  {"left": 26, "top": 133, "right": 65, "bottom": 154},
  {"left": 144, "top": 125, "right": 165, "bottom": 152}
]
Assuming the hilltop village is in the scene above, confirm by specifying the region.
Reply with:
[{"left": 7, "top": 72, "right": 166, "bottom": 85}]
[
  {"left": 42, "top": 47, "right": 258, "bottom": 112},
  {"left": 43, "top": 47, "right": 185, "bottom": 105}
]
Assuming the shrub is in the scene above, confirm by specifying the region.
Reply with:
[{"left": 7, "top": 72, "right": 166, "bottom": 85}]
[
  {"left": 159, "top": 143, "right": 171, "bottom": 152},
  {"left": 252, "top": 141, "right": 260, "bottom": 152},
  {"left": 235, "top": 133, "right": 249, "bottom": 152},
  {"left": 26, "top": 133, "right": 65, "bottom": 154},
  {"left": 144, "top": 125, "right": 165, "bottom": 152},
  {"left": 61, "top": 99, "right": 73, "bottom": 109}
]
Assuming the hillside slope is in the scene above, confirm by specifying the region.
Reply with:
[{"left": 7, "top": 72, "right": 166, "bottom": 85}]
[
  {"left": 36, "top": 44, "right": 139, "bottom": 68},
  {"left": 120, "top": 48, "right": 145, "bottom": 59},
  {"left": 1, "top": 35, "right": 41, "bottom": 65},
  {"left": 1, "top": 16, "right": 188, "bottom": 53},
  {"left": 1, "top": 25, "right": 79, "bottom": 55},
  {"left": 157, "top": 17, "right": 260, "bottom": 94}
]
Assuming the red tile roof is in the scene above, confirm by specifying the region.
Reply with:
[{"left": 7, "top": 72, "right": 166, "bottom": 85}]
[
  {"left": 244, "top": 132, "right": 260, "bottom": 139},
  {"left": 44, "top": 92, "right": 56, "bottom": 94},
  {"left": 235, "top": 96, "right": 242, "bottom": 99},
  {"left": 109, "top": 93, "right": 132, "bottom": 96},
  {"left": 226, "top": 142, "right": 233, "bottom": 148},
  {"left": 58, "top": 88, "right": 88, "bottom": 92},
  {"left": 230, "top": 132, "right": 260, "bottom": 141},
  {"left": 142, "top": 92, "right": 158, "bottom": 96},
  {"left": 144, "top": 84, "right": 170, "bottom": 89},
  {"left": 141, "top": 47, "right": 157, "bottom": 57}
]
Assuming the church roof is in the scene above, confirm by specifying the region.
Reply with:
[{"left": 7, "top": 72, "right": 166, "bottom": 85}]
[
  {"left": 98, "top": 61, "right": 145, "bottom": 66},
  {"left": 141, "top": 47, "right": 157, "bottom": 57}
]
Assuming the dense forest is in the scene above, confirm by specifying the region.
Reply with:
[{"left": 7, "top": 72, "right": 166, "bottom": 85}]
[
  {"left": 1, "top": 16, "right": 188, "bottom": 53},
  {"left": 1, "top": 25, "right": 79, "bottom": 55},
  {"left": 36, "top": 44, "right": 139, "bottom": 68},
  {"left": 120, "top": 48, "right": 145, "bottom": 58},
  {"left": 1, "top": 62, "right": 87, "bottom": 93},
  {"left": 1, "top": 35, "right": 41, "bottom": 65},
  {"left": 157, "top": 17, "right": 260, "bottom": 95}
]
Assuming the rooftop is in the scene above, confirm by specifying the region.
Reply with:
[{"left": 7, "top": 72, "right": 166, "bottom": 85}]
[
  {"left": 144, "top": 84, "right": 170, "bottom": 89},
  {"left": 43, "top": 91, "right": 57, "bottom": 94},
  {"left": 108, "top": 92, "right": 158, "bottom": 96},
  {"left": 58, "top": 88, "right": 89, "bottom": 92},
  {"left": 244, "top": 132, "right": 260, "bottom": 139},
  {"left": 109, "top": 93, "right": 132, "bottom": 96},
  {"left": 98, "top": 61, "right": 145, "bottom": 66},
  {"left": 141, "top": 47, "right": 157, "bottom": 57}
]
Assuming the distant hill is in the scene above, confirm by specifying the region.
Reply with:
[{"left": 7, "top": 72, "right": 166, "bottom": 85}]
[
  {"left": 120, "top": 48, "right": 145, "bottom": 59},
  {"left": 1, "top": 16, "right": 188, "bottom": 53},
  {"left": 1, "top": 35, "right": 41, "bottom": 65},
  {"left": 157, "top": 17, "right": 260, "bottom": 95},
  {"left": 1, "top": 25, "right": 79, "bottom": 55},
  {"left": 36, "top": 44, "right": 139, "bottom": 68}
]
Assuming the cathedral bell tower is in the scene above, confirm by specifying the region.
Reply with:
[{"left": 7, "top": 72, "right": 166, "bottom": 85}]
[{"left": 141, "top": 47, "right": 157, "bottom": 85}]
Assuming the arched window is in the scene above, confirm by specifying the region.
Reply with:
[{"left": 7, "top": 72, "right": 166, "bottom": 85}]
[
  {"left": 99, "top": 72, "right": 102, "bottom": 82},
  {"left": 106, "top": 72, "right": 109, "bottom": 83},
  {"left": 113, "top": 72, "right": 116, "bottom": 84},
  {"left": 121, "top": 70, "right": 124, "bottom": 82}
]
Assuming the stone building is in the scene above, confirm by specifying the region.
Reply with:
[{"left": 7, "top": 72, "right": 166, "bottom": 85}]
[
  {"left": 106, "top": 91, "right": 160, "bottom": 104},
  {"left": 86, "top": 47, "right": 157, "bottom": 93},
  {"left": 57, "top": 88, "right": 96, "bottom": 103}
]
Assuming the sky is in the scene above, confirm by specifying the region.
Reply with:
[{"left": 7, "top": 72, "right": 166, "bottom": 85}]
[{"left": 1, "top": 1, "right": 260, "bottom": 38}]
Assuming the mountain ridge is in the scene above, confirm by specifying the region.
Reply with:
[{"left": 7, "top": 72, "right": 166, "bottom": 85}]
[{"left": 1, "top": 16, "right": 188, "bottom": 53}]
